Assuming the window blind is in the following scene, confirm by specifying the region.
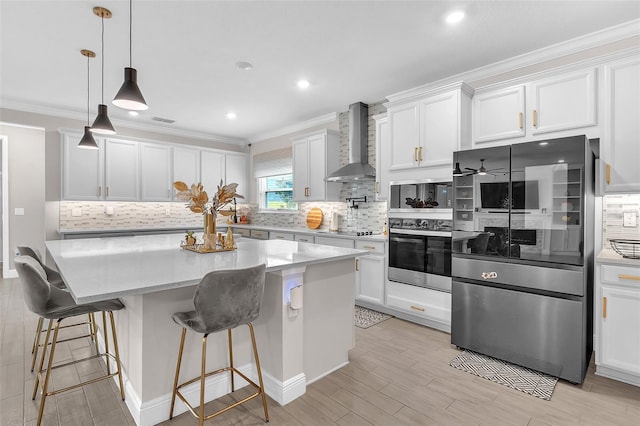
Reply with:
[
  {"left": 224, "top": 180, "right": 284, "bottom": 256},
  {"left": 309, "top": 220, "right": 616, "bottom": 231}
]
[{"left": 253, "top": 147, "right": 292, "bottom": 178}]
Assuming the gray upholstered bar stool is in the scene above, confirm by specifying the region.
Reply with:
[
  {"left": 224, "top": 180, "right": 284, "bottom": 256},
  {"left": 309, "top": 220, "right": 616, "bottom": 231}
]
[
  {"left": 14, "top": 255, "right": 125, "bottom": 426},
  {"left": 17, "top": 245, "right": 98, "bottom": 371},
  {"left": 169, "top": 264, "right": 269, "bottom": 425}
]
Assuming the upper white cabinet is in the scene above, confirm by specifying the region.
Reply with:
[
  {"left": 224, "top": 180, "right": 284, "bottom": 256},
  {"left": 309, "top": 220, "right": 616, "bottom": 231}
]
[
  {"left": 292, "top": 130, "right": 340, "bottom": 202},
  {"left": 201, "top": 150, "right": 249, "bottom": 199},
  {"left": 473, "top": 68, "right": 597, "bottom": 145},
  {"left": 200, "top": 150, "right": 225, "bottom": 195},
  {"left": 172, "top": 147, "right": 200, "bottom": 199},
  {"left": 61, "top": 130, "right": 248, "bottom": 202},
  {"left": 373, "top": 113, "right": 389, "bottom": 201},
  {"left": 473, "top": 86, "right": 526, "bottom": 143},
  {"left": 225, "top": 152, "right": 249, "bottom": 198},
  {"left": 104, "top": 138, "right": 139, "bottom": 201},
  {"left": 387, "top": 82, "right": 472, "bottom": 171},
  {"left": 62, "top": 132, "right": 104, "bottom": 200},
  {"left": 602, "top": 55, "right": 640, "bottom": 193},
  {"left": 140, "top": 143, "right": 172, "bottom": 201}
]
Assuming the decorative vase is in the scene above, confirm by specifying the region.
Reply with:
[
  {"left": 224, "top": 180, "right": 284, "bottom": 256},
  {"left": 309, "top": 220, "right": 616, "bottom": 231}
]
[{"left": 203, "top": 213, "right": 216, "bottom": 249}]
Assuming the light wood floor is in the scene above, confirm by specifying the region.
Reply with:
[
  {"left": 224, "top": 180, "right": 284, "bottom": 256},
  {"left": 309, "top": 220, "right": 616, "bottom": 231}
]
[{"left": 2, "top": 275, "right": 639, "bottom": 426}]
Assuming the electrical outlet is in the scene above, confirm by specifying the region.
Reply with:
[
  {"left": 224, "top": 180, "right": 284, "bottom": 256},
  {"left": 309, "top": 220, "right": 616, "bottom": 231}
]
[
  {"left": 105, "top": 206, "right": 114, "bottom": 215},
  {"left": 623, "top": 212, "right": 637, "bottom": 227},
  {"left": 72, "top": 208, "right": 82, "bottom": 217},
  {"left": 14, "top": 208, "right": 24, "bottom": 216},
  {"left": 165, "top": 209, "right": 171, "bottom": 216}
]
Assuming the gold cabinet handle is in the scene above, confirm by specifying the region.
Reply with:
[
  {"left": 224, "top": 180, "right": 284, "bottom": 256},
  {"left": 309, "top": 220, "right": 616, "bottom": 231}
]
[
  {"left": 98, "top": 186, "right": 102, "bottom": 197},
  {"left": 605, "top": 163, "right": 611, "bottom": 185},
  {"left": 355, "top": 258, "right": 359, "bottom": 271},
  {"left": 418, "top": 146, "right": 423, "bottom": 162},
  {"left": 532, "top": 109, "right": 537, "bottom": 127},
  {"left": 602, "top": 296, "right": 607, "bottom": 318},
  {"left": 306, "top": 187, "right": 310, "bottom": 197},
  {"left": 619, "top": 274, "right": 640, "bottom": 281},
  {"left": 410, "top": 305, "right": 425, "bottom": 312},
  {"left": 518, "top": 112, "right": 523, "bottom": 129},
  {"left": 362, "top": 245, "right": 376, "bottom": 250},
  {"left": 414, "top": 147, "right": 418, "bottom": 162},
  {"left": 106, "top": 186, "right": 110, "bottom": 197},
  {"left": 276, "top": 236, "right": 285, "bottom": 239},
  {"left": 375, "top": 181, "right": 379, "bottom": 194}
]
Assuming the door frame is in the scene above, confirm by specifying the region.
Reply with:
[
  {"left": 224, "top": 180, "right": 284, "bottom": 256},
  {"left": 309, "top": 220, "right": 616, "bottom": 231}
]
[{"left": 1, "top": 135, "right": 11, "bottom": 278}]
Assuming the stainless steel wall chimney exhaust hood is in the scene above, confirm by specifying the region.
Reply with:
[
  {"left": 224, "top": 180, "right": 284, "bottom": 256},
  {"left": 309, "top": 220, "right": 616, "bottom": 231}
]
[{"left": 325, "top": 102, "right": 376, "bottom": 182}]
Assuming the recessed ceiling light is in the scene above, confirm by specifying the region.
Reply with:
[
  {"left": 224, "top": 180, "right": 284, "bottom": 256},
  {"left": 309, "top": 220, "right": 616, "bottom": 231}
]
[
  {"left": 539, "top": 141, "right": 549, "bottom": 146},
  {"left": 558, "top": 159, "right": 565, "bottom": 163},
  {"left": 226, "top": 112, "right": 237, "bottom": 120},
  {"left": 235, "top": 61, "right": 253, "bottom": 71},
  {"left": 128, "top": 110, "right": 139, "bottom": 116},
  {"left": 445, "top": 10, "right": 465, "bottom": 24},
  {"left": 297, "top": 79, "right": 310, "bottom": 89}
]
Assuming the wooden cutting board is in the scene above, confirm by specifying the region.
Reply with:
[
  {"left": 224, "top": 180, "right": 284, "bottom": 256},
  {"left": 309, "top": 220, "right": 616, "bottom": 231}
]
[{"left": 306, "top": 208, "right": 323, "bottom": 229}]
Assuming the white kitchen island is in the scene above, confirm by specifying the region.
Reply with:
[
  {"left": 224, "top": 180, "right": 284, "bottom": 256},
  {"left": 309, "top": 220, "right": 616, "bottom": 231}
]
[{"left": 45, "top": 234, "right": 365, "bottom": 426}]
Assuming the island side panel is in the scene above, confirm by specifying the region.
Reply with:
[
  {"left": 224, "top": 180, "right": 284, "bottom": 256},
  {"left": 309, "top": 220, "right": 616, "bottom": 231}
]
[{"left": 303, "top": 259, "right": 356, "bottom": 383}]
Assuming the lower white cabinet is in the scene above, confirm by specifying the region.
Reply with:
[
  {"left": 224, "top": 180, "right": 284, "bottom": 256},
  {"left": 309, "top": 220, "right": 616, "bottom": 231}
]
[
  {"left": 270, "top": 231, "right": 294, "bottom": 241},
  {"left": 234, "top": 228, "right": 251, "bottom": 238},
  {"left": 355, "top": 241, "right": 385, "bottom": 306},
  {"left": 596, "top": 262, "right": 640, "bottom": 387},
  {"left": 314, "top": 236, "right": 354, "bottom": 248},
  {"left": 250, "top": 230, "right": 269, "bottom": 240},
  {"left": 386, "top": 281, "right": 451, "bottom": 332},
  {"left": 294, "top": 234, "right": 314, "bottom": 243}
]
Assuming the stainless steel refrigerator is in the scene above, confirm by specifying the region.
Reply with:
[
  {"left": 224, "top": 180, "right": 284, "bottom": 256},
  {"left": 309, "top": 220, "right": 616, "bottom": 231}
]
[{"left": 451, "top": 135, "right": 595, "bottom": 383}]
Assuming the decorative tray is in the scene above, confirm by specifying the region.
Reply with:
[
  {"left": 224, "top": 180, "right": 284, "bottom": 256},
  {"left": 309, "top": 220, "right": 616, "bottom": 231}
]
[
  {"left": 610, "top": 239, "right": 640, "bottom": 259},
  {"left": 180, "top": 244, "right": 236, "bottom": 254}
]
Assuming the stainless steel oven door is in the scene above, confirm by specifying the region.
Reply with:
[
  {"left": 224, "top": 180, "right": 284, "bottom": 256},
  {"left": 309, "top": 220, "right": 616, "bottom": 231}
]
[{"left": 388, "top": 231, "right": 452, "bottom": 292}]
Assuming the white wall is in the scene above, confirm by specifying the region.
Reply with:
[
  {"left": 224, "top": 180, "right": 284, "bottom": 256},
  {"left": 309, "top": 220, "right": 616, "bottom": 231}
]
[{"left": 0, "top": 123, "right": 45, "bottom": 273}]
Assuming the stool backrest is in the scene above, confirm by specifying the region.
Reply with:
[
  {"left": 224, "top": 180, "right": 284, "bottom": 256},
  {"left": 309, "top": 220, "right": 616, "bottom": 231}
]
[
  {"left": 14, "top": 255, "right": 51, "bottom": 316},
  {"left": 194, "top": 264, "right": 266, "bottom": 332},
  {"left": 17, "top": 245, "right": 43, "bottom": 262}
]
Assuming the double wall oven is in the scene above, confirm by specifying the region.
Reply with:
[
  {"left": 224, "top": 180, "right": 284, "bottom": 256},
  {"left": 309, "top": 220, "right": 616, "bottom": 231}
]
[{"left": 388, "top": 180, "right": 453, "bottom": 293}]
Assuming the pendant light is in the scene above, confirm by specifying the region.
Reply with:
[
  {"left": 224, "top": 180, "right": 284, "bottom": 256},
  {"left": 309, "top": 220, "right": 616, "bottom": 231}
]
[
  {"left": 113, "top": 0, "right": 148, "bottom": 111},
  {"left": 453, "top": 162, "right": 463, "bottom": 177},
  {"left": 91, "top": 6, "right": 116, "bottom": 135},
  {"left": 79, "top": 50, "right": 99, "bottom": 150}
]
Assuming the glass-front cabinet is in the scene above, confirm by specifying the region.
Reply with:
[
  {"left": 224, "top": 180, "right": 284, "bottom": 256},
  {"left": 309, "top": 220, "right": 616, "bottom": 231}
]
[{"left": 452, "top": 136, "right": 589, "bottom": 266}]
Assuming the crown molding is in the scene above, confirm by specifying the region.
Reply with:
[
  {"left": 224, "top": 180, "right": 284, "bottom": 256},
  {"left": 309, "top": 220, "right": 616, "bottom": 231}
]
[
  {"left": 0, "top": 99, "right": 247, "bottom": 146},
  {"left": 385, "top": 18, "right": 640, "bottom": 103},
  {"left": 248, "top": 112, "right": 339, "bottom": 143}
]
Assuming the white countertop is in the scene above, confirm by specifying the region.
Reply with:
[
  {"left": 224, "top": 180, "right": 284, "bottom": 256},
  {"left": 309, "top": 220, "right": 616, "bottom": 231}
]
[
  {"left": 596, "top": 248, "right": 640, "bottom": 267},
  {"left": 59, "top": 224, "right": 388, "bottom": 242},
  {"left": 45, "top": 234, "right": 366, "bottom": 304}
]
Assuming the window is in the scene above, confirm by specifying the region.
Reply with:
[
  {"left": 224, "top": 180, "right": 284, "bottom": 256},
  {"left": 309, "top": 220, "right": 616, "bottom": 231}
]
[{"left": 258, "top": 174, "right": 297, "bottom": 210}]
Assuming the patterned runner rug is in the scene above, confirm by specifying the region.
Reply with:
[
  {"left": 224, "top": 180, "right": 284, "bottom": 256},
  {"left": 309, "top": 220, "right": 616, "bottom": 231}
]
[
  {"left": 450, "top": 350, "right": 559, "bottom": 400},
  {"left": 354, "top": 306, "right": 392, "bottom": 329}
]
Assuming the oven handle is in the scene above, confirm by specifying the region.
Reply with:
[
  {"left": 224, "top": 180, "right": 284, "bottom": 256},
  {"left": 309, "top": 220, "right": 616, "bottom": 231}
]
[
  {"left": 390, "top": 236, "right": 424, "bottom": 244},
  {"left": 390, "top": 229, "right": 452, "bottom": 237}
]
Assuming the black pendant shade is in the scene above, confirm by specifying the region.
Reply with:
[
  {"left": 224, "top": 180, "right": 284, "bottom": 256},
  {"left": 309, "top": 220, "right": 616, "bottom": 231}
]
[
  {"left": 113, "top": 67, "right": 148, "bottom": 110},
  {"left": 91, "top": 104, "right": 116, "bottom": 134},
  {"left": 79, "top": 126, "right": 99, "bottom": 150},
  {"left": 453, "top": 162, "right": 463, "bottom": 177}
]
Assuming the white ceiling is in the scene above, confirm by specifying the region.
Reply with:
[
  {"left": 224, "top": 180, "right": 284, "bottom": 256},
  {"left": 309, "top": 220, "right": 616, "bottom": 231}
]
[{"left": 1, "top": 1, "right": 639, "bottom": 144}]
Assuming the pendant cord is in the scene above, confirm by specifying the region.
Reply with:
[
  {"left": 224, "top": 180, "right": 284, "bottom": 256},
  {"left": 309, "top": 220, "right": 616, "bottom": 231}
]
[
  {"left": 101, "top": 14, "right": 105, "bottom": 103},
  {"left": 129, "top": 0, "right": 132, "bottom": 68},
  {"left": 87, "top": 54, "right": 90, "bottom": 126}
]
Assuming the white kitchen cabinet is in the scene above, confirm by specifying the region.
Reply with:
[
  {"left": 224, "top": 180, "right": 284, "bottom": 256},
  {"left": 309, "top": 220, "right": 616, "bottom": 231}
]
[
  {"left": 292, "top": 130, "right": 340, "bottom": 202},
  {"left": 61, "top": 131, "right": 104, "bottom": 200},
  {"left": 596, "top": 262, "right": 640, "bottom": 387},
  {"left": 355, "top": 240, "right": 386, "bottom": 307},
  {"left": 374, "top": 113, "right": 389, "bottom": 201},
  {"left": 224, "top": 152, "right": 249, "bottom": 198},
  {"left": 387, "top": 82, "right": 472, "bottom": 171},
  {"left": 602, "top": 55, "right": 640, "bottom": 193},
  {"left": 250, "top": 229, "right": 269, "bottom": 240},
  {"left": 200, "top": 150, "right": 225, "bottom": 195},
  {"left": 270, "top": 231, "right": 294, "bottom": 241},
  {"left": 473, "top": 86, "right": 526, "bottom": 143},
  {"left": 140, "top": 143, "right": 172, "bottom": 201},
  {"left": 294, "top": 234, "right": 314, "bottom": 244},
  {"left": 386, "top": 281, "right": 451, "bottom": 333},
  {"left": 172, "top": 147, "right": 200, "bottom": 199},
  {"left": 104, "top": 138, "right": 139, "bottom": 201},
  {"left": 472, "top": 68, "right": 597, "bottom": 145}
]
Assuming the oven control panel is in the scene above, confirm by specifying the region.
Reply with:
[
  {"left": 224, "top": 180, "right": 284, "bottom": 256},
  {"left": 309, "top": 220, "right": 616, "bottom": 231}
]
[{"left": 389, "top": 217, "right": 452, "bottom": 232}]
